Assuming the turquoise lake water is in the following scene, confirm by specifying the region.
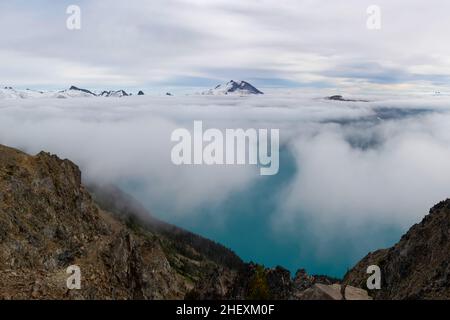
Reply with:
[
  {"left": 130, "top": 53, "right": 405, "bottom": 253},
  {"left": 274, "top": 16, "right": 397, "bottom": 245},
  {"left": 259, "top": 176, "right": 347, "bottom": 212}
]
[{"left": 122, "top": 146, "right": 404, "bottom": 278}]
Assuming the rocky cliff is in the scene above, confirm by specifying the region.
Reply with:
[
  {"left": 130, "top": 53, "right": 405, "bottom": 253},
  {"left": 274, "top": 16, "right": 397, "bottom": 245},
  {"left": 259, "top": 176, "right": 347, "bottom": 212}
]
[
  {"left": 343, "top": 200, "right": 450, "bottom": 299},
  {"left": 0, "top": 144, "right": 242, "bottom": 299}
]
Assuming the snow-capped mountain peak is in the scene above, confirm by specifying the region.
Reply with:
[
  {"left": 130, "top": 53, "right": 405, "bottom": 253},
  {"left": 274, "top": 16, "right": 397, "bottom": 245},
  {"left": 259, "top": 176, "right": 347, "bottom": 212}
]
[
  {"left": 53, "top": 86, "right": 98, "bottom": 98},
  {"left": 99, "top": 90, "right": 130, "bottom": 97},
  {"left": 203, "top": 80, "right": 264, "bottom": 95}
]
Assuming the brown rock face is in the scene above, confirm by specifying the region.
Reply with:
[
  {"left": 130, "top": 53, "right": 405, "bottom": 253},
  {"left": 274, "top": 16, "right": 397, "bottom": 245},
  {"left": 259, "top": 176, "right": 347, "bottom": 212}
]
[
  {"left": 0, "top": 145, "right": 242, "bottom": 299},
  {"left": 343, "top": 200, "right": 450, "bottom": 299}
]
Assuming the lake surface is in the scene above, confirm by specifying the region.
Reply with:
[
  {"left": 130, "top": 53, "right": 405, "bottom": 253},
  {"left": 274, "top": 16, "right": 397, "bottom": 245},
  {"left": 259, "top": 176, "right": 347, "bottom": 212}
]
[{"left": 122, "top": 146, "right": 404, "bottom": 278}]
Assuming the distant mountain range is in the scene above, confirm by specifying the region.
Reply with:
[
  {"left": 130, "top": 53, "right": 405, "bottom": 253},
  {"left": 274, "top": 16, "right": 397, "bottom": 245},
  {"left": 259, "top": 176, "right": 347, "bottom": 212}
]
[
  {"left": 0, "top": 84, "right": 443, "bottom": 100},
  {"left": 0, "top": 80, "right": 265, "bottom": 99},
  {"left": 202, "top": 80, "right": 264, "bottom": 95},
  {"left": 0, "top": 86, "right": 144, "bottom": 99}
]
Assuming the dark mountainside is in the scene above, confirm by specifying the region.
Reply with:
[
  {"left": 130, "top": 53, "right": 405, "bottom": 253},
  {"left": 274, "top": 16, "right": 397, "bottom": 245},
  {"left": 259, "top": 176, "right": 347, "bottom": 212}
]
[
  {"left": 0, "top": 144, "right": 448, "bottom": 299},
  {"left": 68, "top": 86, "right": 97, "bottom": 96}
]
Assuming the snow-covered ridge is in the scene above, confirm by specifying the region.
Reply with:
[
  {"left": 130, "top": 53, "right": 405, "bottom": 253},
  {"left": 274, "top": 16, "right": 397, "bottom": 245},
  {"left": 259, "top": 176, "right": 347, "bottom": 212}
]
[
  {"left": 99, "top": 90, "right": 130, "bottom": 98},
  {"left": 1, "top": 81, "right": 264, "bottom": 99},
  {"left": 202, "top": 80, "right": 264, "bottom": 95},
  {"left": 0, "top": 87, "right": 53, "bottom": 99},
  {"left": 0, "top": 86, "right": 144, "bottom": 99}
]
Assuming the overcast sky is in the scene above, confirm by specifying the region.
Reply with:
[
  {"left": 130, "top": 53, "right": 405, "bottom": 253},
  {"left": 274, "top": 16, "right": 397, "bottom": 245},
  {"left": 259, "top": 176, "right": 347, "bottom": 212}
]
[{"left": 1, "top": 0, "right": 450, "bottom": 92}]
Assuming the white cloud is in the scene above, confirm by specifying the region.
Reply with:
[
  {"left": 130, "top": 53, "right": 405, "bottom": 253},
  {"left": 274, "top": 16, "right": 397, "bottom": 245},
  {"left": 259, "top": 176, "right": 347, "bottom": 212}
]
[
  {"left": 2, "top": 92, "right": 450, "bottom": 266},
  {"left": 1, "top": 93, "right": 450, "bottom": 222},
  {"left": 2, "top": 0, "right": 450, "bottom": 90}
]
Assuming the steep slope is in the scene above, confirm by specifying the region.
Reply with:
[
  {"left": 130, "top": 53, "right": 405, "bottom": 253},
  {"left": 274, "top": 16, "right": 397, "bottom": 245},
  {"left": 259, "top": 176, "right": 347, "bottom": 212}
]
[
  {"left": 0, "top": 145, "right": 242, "bottom": 299},
  {"left": 343, "top": 200, "right": 450, "bottom": 299},
  {"left": 88, "top": 183, "right": 245, "bottom": 273}
]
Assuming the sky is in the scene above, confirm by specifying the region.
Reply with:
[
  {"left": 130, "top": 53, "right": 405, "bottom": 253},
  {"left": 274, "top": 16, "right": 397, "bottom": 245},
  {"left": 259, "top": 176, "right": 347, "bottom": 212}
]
[{"left": 1, "top": 0, "right": 450, "bottom": 92}]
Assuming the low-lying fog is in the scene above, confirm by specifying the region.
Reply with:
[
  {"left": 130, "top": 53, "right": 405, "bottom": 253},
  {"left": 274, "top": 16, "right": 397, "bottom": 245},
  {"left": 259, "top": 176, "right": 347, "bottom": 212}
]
[{"left": 2, "top": 92, "right": 450, "bottom": 276}]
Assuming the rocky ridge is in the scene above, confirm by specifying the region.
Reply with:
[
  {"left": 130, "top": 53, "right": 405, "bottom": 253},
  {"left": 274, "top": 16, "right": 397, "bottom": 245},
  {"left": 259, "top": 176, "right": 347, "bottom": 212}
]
[{"left": 343, "top": 200, "right": 450, "bottom": 299}]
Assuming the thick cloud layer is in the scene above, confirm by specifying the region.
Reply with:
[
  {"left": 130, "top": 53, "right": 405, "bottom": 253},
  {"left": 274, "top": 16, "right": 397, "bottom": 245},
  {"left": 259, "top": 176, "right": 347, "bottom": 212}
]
[{"left": 1, "top": 93, "right": 450, "bottom": 227}]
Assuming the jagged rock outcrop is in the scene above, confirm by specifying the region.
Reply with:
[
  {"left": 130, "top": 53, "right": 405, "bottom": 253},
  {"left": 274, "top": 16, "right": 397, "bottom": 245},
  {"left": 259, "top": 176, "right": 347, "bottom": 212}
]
[{"left": 343, "top": 200, "right": 450, "bottom": 299}]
